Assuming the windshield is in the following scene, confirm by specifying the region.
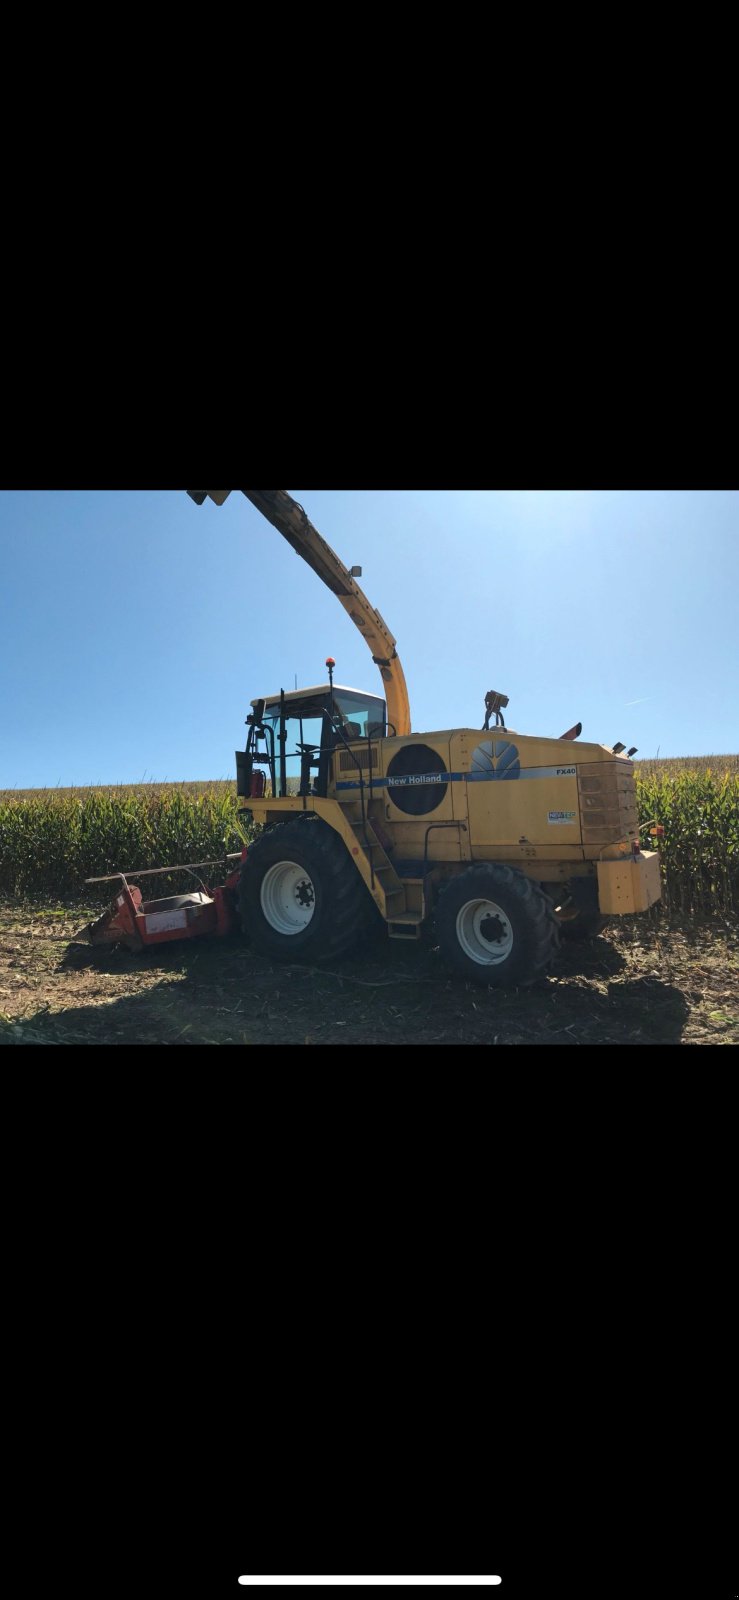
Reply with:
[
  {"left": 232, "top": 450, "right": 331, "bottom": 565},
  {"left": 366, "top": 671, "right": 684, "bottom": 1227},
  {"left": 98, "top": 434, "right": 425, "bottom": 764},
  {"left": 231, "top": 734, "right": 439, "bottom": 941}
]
[
  {"left": 333, "top": 691, "right": 386, "bottom": 738},
  {"left": 256, "top": 689, "right": 386, "bottom": 795}
]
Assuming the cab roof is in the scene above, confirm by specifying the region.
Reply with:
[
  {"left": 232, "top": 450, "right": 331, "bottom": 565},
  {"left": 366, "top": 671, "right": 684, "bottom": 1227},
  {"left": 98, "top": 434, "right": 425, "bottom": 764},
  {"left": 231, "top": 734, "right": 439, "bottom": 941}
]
[{"left": 252, "top": 684, "right": 384, "bottom": 709}]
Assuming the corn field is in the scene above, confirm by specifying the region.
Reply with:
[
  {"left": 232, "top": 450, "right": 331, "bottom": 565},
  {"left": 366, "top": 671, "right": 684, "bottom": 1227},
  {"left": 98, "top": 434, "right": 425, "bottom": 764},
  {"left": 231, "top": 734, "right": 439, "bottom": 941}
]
[
  {"left": 633, "top": 767, "right": 738, "bottom": 916},
  {"left": 0, "top": 761, "right": 737, "bottom": 916},
  {"left": 0, "top": 785, "right": 250, "bottom": 902}
]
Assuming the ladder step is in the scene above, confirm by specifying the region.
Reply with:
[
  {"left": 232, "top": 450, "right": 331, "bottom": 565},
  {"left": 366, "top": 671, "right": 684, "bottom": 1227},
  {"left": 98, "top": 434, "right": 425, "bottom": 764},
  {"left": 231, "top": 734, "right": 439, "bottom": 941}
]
[{"left": 351, "top": 833, "right": 386, "bottom": 854}]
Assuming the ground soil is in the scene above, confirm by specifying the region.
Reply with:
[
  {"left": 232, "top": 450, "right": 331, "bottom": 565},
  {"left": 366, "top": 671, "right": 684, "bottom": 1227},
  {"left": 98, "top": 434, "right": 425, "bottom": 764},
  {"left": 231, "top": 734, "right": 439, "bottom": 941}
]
[{"left": 0, "top": 899, "right": 736, "bottom": 1047}]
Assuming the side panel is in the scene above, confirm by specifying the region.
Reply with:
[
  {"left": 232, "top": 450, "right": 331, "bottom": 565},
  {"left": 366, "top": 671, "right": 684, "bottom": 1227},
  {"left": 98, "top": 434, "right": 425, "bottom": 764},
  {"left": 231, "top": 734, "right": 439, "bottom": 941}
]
[
  {"left": 381, "top": 736, "right": 455, "bottom": 824},
  {"left": 336, "top": 735, "right": 466, "bottom": 861},
  {"left": 455, "top": 729, "right": 585, "bottom": 864}
]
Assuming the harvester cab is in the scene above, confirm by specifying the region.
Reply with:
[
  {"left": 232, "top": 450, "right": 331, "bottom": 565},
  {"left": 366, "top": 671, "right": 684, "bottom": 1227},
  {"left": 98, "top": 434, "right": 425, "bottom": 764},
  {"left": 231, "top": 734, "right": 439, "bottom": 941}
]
[{"left": 237, "top": 681, "right": 387, "bottom": 803}]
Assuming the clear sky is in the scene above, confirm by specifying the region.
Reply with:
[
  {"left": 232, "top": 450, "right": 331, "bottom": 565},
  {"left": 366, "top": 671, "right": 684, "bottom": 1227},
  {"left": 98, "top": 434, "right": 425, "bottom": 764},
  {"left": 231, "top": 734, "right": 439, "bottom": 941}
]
[{"left": 1, "top": 489, "right": 737, "bottom": 788}]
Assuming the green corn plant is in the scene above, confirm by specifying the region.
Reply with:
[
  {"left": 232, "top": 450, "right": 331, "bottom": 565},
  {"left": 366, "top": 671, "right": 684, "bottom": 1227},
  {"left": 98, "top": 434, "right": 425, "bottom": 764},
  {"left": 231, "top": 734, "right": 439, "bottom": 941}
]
[{"left": 0, "top": 783, "right": 252, "bottom": 900}]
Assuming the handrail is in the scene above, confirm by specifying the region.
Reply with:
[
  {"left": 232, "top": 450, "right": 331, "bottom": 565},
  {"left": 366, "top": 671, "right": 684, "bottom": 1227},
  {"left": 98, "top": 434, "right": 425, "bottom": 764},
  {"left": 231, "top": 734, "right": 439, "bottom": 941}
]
[
  {"left": 86, "top": 854, "right": 243, "bottom": 884},
  {"left": 422, "top": 820, "right": 468, "bottom": 884}
]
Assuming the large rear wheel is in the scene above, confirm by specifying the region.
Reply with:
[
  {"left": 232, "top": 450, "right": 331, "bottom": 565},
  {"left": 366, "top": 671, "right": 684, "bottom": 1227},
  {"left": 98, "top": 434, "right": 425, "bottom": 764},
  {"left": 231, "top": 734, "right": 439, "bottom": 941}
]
[
  {"left": 239, "top": 816, "right": 376, "bottom": 964},
  {"left": 436, "top": 864, "right": 559, "bottom": 987}
]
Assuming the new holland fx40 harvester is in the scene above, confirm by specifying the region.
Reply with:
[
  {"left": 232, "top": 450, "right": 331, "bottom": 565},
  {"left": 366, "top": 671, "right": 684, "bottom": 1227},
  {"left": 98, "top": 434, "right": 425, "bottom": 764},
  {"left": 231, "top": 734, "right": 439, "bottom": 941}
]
[{"left": 82, "top": 490, "right": 661, "bottom": 987}]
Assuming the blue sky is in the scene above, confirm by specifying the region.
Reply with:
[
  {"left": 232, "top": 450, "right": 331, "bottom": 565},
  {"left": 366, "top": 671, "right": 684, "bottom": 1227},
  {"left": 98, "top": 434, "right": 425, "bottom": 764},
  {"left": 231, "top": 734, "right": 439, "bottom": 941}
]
[{"left": 1, "top": 489, "right": 737, "bottom": 788}]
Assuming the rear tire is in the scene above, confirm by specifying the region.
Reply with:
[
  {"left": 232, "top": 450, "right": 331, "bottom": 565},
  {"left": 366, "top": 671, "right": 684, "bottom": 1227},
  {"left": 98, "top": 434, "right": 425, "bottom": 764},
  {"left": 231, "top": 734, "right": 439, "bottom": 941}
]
[
  {"left": 239, "top": 815, "right": 376, "bottom": 964},
  {"left": 436, "top": 864, "right": 559, "bottom": 987}
]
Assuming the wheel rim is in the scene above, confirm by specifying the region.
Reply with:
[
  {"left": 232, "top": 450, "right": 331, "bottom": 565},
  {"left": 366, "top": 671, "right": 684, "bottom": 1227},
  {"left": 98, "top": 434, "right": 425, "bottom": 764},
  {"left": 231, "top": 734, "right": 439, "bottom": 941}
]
[
  {"left": 260, "top": 861, "right": 316, "bottom": 934},
  {"left": 456, "top": 898, "right": 514, "bottom": 965}
]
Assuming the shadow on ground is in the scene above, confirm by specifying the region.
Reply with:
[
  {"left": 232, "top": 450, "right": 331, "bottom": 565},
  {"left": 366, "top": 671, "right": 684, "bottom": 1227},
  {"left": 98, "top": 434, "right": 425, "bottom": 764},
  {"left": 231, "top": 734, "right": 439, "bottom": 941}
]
[{"left": 6, "top": 923, "right": 693, "bottom": 1046}]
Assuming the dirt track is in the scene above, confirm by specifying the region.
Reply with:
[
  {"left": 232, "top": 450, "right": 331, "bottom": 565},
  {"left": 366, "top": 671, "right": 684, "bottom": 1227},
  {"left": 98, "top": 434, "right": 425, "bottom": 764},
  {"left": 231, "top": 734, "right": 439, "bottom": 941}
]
[{"left": 1, "top": 900, "right": 737, "bottom": 1046}]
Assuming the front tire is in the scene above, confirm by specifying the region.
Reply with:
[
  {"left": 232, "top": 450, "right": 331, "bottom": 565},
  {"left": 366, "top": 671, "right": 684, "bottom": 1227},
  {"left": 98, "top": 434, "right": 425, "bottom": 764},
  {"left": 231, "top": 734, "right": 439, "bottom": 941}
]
[
  {"left": 436, "top": 864, "right": 559, "bottom": 987},
  {"left": 239, "top": 815, "right": 375, "bottom": 964}
]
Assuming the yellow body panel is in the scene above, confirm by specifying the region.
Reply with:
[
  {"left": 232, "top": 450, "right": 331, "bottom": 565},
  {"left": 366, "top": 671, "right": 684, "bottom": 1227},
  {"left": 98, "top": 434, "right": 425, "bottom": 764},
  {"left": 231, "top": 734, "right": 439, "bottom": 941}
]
[
  {"left": 597, "top": 851, "right": 662, "bottom": 914},
  {"left": 249, "top": 727, "right": 659, "bottom": 922},
  {"left": 365, "top": 728, "right": 635, "bottom": 863}
]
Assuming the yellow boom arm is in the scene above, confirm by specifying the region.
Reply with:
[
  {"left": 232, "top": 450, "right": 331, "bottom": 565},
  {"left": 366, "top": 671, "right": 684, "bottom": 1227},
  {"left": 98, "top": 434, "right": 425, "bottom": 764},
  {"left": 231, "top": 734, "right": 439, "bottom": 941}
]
[{"left": 187, "top": 489, "right": 411, "bottom": 736}]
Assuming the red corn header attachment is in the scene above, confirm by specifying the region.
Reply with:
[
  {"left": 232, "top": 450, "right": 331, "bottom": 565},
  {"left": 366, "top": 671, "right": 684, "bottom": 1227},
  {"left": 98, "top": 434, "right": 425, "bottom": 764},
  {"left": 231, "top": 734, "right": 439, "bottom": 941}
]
[{"left": 77, "top": 853, "right": 246, "bottom": 951}]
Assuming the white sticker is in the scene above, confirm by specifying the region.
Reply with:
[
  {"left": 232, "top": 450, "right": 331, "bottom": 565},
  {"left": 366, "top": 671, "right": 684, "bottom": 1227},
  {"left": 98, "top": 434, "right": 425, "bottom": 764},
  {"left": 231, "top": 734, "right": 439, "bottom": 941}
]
[
  {"left": 143, "top": 909, "right": 188, "bottom": 932},
  {"left": 548, "top": 810, "right": 576, "bottom": 824}
]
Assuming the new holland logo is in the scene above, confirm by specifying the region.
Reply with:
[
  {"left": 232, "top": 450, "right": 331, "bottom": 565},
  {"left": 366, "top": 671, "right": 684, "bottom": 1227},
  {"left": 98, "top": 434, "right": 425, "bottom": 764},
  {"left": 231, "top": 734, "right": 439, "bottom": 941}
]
[{"left": 471, "top": 739, "right": 521, "bottom": 779}]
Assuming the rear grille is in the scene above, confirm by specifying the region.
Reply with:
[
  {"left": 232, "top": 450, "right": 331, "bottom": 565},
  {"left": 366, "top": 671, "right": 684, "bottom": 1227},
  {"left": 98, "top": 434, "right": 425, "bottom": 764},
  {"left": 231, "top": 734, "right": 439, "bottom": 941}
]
[
  {"left": 339, "top": 747, "right": 377, "bottom": 771},
  {"left": 578, "top": 762, "right": 638, "bottom": 844}
]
